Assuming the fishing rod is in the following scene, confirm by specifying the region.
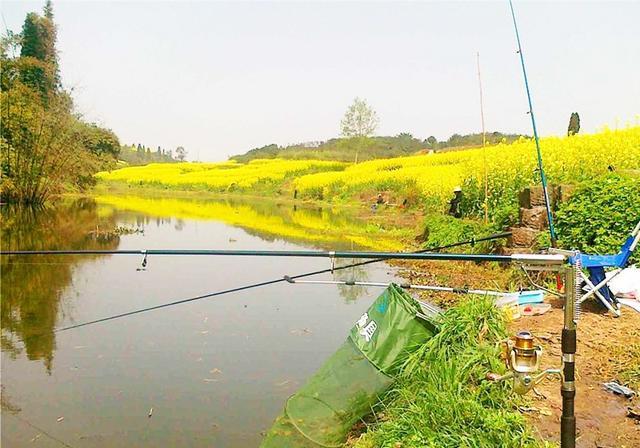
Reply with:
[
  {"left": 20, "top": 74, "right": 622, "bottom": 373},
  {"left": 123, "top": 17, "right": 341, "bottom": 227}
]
[
  {"left": 3, "top": 248, "right": 565, "bottom": 267},
  {"left": 3, "top": 248, "right": 562, "bottom": 263},
  {"left": 1, "top": 233, "right": 512, "bottom": 257},
  {"left": 285, "top": 277, "right": 510, "bottom": 297},
  {"left": 50, "top": 231, "right": 512, "bottom": 332},
  {"left": 508, "top": 0, "right": 557, "bottom": 247}
]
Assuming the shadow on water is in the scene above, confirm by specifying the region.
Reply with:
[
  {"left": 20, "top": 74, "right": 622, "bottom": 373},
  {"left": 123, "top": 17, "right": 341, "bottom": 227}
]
[{"left": 0, "top": 199, "right": 120, "bottom": 373}]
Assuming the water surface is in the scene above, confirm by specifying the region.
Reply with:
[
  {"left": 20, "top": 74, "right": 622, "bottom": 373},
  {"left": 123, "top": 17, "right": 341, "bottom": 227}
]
[{"left": 1, "top": 197, "right": 401, "bottom": 447}]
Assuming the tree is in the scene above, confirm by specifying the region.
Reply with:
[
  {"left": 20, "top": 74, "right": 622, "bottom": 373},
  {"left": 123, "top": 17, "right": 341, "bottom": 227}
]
[
  {"left": 19, "top": 3, "right": 59, "bottom": 100},
  {"left": 340, "top": 97, "right": 379, "bottom": 138},
  {"left": 426, "top": 136, "right": 438, "bottom": 149},
  {"left": 567, "top": 112, "right": 580, "bottom": 136},
  {"left": 0, "top": 2, "right": 119, "bottom": 203},
  {"left": 175, "top": 146, "right": 187, "bottom": 162},
  {"left": 77, "top": 123, "right": 120, "bottom": 158},
  {"left": 340, "top": 98, "right": 379, "bottom": 163}
]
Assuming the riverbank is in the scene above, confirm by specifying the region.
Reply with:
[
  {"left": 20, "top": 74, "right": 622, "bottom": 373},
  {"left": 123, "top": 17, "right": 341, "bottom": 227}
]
[{"left": 94, "top": 126, "right": 640, "bottom": 223}]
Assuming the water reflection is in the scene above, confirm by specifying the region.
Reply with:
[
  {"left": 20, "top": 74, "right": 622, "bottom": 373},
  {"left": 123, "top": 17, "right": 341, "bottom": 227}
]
[
  {"left": 1, "top": 195, "right": 402, "bottom": 447},
  {"left": 0, "top": 199, "right": 119, "bottom": 373},
  {"left": 94, "top": 194, "right": 404, "bottom": 251}
]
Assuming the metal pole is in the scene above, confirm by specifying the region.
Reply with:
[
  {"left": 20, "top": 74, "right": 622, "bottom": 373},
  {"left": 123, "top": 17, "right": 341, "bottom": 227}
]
[
  {"left": 477, "top": 51, "right": 489, "bottom": 224},
  {"left": 561, "top": 263, "right": 577, "bottom": 448}
]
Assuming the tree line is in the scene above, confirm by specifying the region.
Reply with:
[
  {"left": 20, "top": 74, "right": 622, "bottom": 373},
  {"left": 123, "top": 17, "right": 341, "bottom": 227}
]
[
  {"left": 1, "top": 1, "right": 121, "bottom": 204},
  {"left": 231, "top": 98, "right": 528, "bottom": 163},
  {"left": 118, "top": 144, "right": 187, "bottom": 166}
]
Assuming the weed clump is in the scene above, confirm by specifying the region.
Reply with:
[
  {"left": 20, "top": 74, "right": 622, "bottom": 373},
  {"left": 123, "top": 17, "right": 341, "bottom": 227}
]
[{"left": 354, "top": 297, "right": 548, "bottom": 448}]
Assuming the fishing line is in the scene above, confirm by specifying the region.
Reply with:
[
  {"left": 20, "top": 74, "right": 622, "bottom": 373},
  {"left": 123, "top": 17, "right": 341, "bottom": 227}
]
[
  {"left": 508, "top": 0, "right": 557, "bottom": 246},
  {"left": 54, "top": 231, "right": 511, "bottom": 332}
]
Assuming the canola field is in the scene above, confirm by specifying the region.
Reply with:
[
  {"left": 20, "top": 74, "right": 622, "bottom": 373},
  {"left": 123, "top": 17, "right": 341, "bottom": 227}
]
[
  {"left": 96, "top": 159, "right": 347, "bottom": 192},
  {"left": 97, "top": 127, "right": 640, "bottom": 215},
  {"left": 293, "top": 126, "right": 640, "bottom": 207}
]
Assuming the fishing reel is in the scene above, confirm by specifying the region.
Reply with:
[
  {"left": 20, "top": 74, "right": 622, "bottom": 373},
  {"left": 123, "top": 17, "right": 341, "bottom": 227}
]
[{"left": 487, "top": 330, "right": 562, "bottom": 395}]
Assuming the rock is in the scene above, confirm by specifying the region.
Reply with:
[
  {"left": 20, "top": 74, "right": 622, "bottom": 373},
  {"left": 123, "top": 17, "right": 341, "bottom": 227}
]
[
  {"left": 520, "top": 207, "right": 548, "bottom": 230},
  {"left": 519, "top": 186, "right": 551, "bottom": 209},
  {"left": 508, "top": 227, "right": 540, "bottom": 248}
]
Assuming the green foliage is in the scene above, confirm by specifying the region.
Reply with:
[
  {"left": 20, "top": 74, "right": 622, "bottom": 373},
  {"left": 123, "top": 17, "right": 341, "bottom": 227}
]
[
  {"left": 230, "top": 131, "right": 529, "bottom": 164},
  {"left": 555, "top": 174, "right": 640, "bottom": 257},
  {"left": 439, "top": 131, "right": 527, "bottom": 149},
  {"left": 419, "top": 214, "right": 500, "bottom": 254},
  {"left": 77, "top": 123, "right": 120, "bottom": 158},
  {"left": 0, "top": 2, "right": 119, "bottom": 203},
  {"left": 356, "top": 297, "right": 545, "bottom": 448},
  {"left": 118, "top": 144, "right": 179, "bottom": 166},
  {"left": 460, "top": 170, "right": 528, "bottom": 226},
  {"left": 231, "top": 135, "right": 427, "bottom": 163},
  {"left": 19, "top": 8, "right": 59, "bottom": 99}
]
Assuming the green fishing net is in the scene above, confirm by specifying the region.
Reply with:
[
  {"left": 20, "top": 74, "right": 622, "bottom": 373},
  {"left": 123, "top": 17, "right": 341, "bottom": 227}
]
[{"left": 261, "top": 284, "right": 438, "bottom": 448}]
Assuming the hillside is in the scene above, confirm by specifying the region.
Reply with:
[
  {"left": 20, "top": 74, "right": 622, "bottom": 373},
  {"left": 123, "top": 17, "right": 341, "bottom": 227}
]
[
  {"left": 230, "top": 132, "right": 528, "bottom": 163},
  {"left": 96, "top": 127, "right": 640, "bottom": 221}
]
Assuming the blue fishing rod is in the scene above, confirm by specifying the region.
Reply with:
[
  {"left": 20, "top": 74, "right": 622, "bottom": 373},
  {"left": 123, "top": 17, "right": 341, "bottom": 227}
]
[
  {"left": 508, "top": 5, "right": 574, "bottom": 447},
  {"left": 508, "top": 0, "right": 557, "bottom": 247}
]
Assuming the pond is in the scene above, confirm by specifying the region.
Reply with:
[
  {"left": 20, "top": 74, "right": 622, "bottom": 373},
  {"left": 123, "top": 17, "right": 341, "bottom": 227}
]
[{"left": 1, "top": 196, "right": 403, "bottom": 447}]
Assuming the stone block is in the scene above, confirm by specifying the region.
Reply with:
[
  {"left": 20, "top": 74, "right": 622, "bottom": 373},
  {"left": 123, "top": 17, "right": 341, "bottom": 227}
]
[
  {"left": 519, "top": 186, "right": 556, "bottom": 209},
  {"left": 508, "top": 226, "right": 540, "bottom": 248},
  {"left": 520, "top": 206, "right": 548, "bottom": 230}
]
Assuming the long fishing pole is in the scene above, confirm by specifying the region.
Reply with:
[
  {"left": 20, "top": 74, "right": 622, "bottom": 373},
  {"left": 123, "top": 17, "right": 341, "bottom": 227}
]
[
  {"left": 508, "top": 0, "right": 557, "bottom": 247},
  {"left": 3, "top": 248, "right": 558, "bottom": 263},
  {"left": 51, "top": 231, "right": 513, "bottom": 332}
]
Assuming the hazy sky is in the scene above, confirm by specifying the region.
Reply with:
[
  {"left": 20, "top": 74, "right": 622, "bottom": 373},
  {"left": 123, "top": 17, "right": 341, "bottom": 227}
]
[{"left": 2, "top": 1, "right": 639, "bottom": 161}]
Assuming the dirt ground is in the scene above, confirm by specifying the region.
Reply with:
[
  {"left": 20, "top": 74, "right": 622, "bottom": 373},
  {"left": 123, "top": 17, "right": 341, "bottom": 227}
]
[{"left": 393, "top": 259, "right": 640, "bottom": 448}]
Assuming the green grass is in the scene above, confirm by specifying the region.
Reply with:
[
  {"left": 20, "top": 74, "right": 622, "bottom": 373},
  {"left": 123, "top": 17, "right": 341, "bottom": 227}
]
[{"left": 353, "top": 297, "right": 551, "bottom": 448}]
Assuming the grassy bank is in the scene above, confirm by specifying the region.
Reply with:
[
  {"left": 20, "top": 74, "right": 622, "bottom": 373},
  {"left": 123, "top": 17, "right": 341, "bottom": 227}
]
[{"left": 352, "top": 297, "right": 548, "bottom": 448}]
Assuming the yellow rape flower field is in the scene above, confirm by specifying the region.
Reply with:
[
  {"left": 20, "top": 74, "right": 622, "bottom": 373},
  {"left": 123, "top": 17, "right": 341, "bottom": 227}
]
[{"left": 97, "top": 127, "right": 640, "bottom": 213}]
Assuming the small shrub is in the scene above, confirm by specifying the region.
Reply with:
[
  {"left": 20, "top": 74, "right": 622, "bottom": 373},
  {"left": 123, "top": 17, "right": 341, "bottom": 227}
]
[{"left": 555, "top": 174, "right": 640, "bottom": 259}]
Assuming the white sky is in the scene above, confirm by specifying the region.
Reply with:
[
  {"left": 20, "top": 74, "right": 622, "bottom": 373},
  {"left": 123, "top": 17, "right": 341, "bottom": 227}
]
[{"left": 2, "top": 1, "right": 639, "bottom": 161}]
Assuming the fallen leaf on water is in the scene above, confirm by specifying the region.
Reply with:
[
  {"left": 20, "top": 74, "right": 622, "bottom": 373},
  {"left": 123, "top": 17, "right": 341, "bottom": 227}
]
[
  {"left": 275, "top": 380, "right": 291, "bottom": 387},
  {"left": 57, "top": 416, "right": 64, "bottom": 422},
  {"left": 200, "top": 331, "right": 209, "bottom": 335},
  {"left": 73, "top": 346, "right": 87, "bottom": 350},
  {"left": 30, "top": 434, "right": 41, "bottom": 442},
  {"left": 148, "top": 408, "right": 153, "bottom": 418},
  {"left": 203, "top": 378, "right": 219, "bottom": 383},
  {"left": 209, "top": 368, "right": 222, "bottom": 374}
]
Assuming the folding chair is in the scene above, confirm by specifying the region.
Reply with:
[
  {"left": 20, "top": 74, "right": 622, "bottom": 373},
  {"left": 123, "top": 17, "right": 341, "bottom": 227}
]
[{"left": 568, "top": 220, "right": 640, "bottom": 317}]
